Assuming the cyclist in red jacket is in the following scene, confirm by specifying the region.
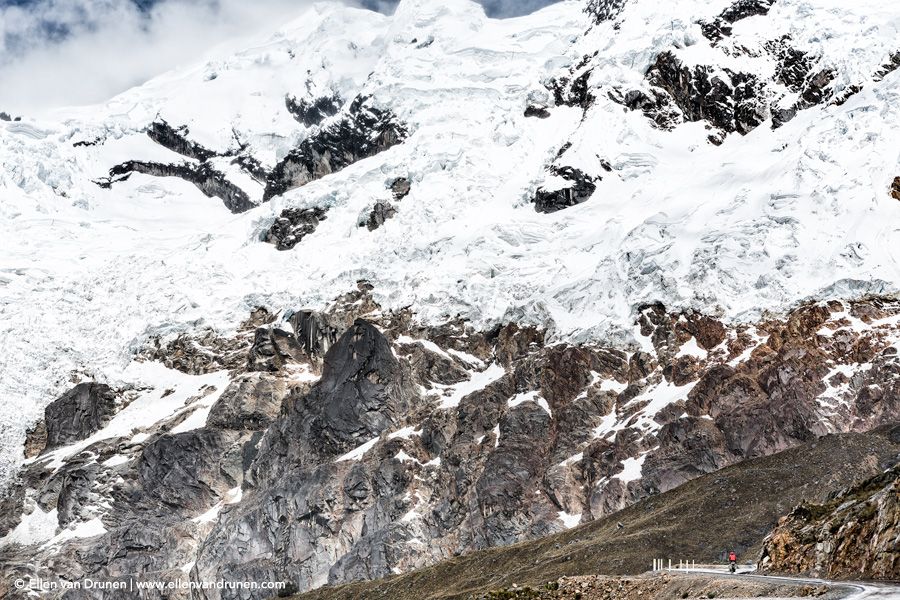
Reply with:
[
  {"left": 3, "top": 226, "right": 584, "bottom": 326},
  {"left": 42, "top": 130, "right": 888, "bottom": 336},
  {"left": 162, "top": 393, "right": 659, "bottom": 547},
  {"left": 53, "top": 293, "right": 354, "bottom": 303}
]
[{"left": 729, "top": 551, "right": 737, "bottom": 573}]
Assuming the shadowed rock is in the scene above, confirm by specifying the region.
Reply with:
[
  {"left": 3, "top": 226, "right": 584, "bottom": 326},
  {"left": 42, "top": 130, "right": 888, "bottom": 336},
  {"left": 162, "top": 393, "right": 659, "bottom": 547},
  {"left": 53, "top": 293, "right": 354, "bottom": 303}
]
[
  {"left": 263, "top": 97, "right": 407, "bottom": 201},
  {"left": 286, "top": 94, "right": 343, "bottom": 127},
  {"left": 365, "top": 201, "right": 397, "bottom": 231},
  {"left": 534, "top": 166, "right": 597, "bottom": 213},
  {"left": 43, "top": 383, "right": 119, "bottom": 452},
  {"left": 265, "top": 206, "right": 328, "bottom": 250},
  {"left": 875, "top": 51, "right": 900, "bottom": 81},
  {"left": 390, "top": 177, "right": 411, "bottom": 200},
  {"left": 207, "top": 374, "right": 287, "bottom": 431},
  {"left": 135, "top": 428, "right": 242, "bottom": 513},
  {"left": 247, "top": 326, "right": 306, "bottom": 372},
  {"left": 192, "top": 320, "right": 420, "bottom": 595},
  {"left": 524, "top": 105, "right": 551, "bottom": 118},
  {"left": 585, "top": 0, "right": 627, "bottom": 23},
  {"left": 700, "top": 0, "right": 777, "bottom": 42},
  {"left": 549, "top": 69, "right": 595, "bottom": 109},
  {"left": 289, "top": 309, "right": 345, "bottom": 359},
  {"left": 146, "top": 120, "right": 217, "bottom": 161},
  {"left": 646, "top": 51, "right": 767, "bottom": 136},
  {"left": 100, "top": 160, "right": 255, "bottom": 213}
]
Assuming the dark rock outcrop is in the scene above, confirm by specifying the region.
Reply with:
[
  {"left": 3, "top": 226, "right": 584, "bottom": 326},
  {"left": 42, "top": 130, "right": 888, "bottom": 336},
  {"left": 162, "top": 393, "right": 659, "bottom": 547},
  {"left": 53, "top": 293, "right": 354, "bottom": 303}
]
[
  {"left": 891, "top": 176, "right": 900, "bottom": 200},
  {"left": 146, "top": 121, "right": 216, "bottom": 161},
  {"left": 533, "top": 166, "right": 597, "bottom": 213},
  {"left": 72, "top": 137, "right": 102, "bottom": 148},
  {"left": 286, "top": 94, "right": 343, "bottom": 127},
  {"left": 645, "top": 51, "right": 768, "bottom": 136},
  {"left": 267, "top": 318, "right": 417, "bottom": 462},
  {"left": 263, "top": 97, "right": 407, "bottom": 201},
  {"left": 207, "top": 374, "right": 287, "bottom": 431},
  {"left": 141, "top": 308, "right": 272, "bottom": 375},
  {"left": 43, "top": 383, "right": 120, "bottom": 452},
  {"left": 612, "top": 88, "right": 681, "bottom": 130},
  {"left": 193, "top": 320, "right": 421, "bottom": 593},
  {"left": 289, "top": 309, "right": 345, "bottom": 359},
  {"left": 264, "top": 206, "right": 328, "bottom": 250},
  {"left": 95, "top": 119, "right": 269, "bottom": 213},
  {"left": 365, "top": 201, "right": 397, "bottom": 231},
  {"left": 390, "top": 177, "right": 411, "bottom": 201},
  {"left": 101, "top": 160, "right": 255, "bottom": 213},
  {"left": 585, "top": 0, "right": 627, "bottom": 23},
  {"left": 135, "top": 428, "right": 242, "bottom": 513},
  {"left": 56, "top": 461, "right": 107, "bottom": 531},
  {"left": 618, "top": 37, "right": 841, "bottom": 135},
  {"left": 875, "top": 51, "right": 900, "bottom": 81},
  {"left": 766, "top": 37, "right": 836, "bottom": 126},
  {"left": 524, "top": 105, "right": 551, "bottom": 119},
  {"left": 549, "top": 70, "right": 595, "bottom": 110},
  {"left": 700, "top": 0, "right": 777, "bottom": 42},
  {"left": 247, "top": 326, "right": 306, "bottom": 372}
]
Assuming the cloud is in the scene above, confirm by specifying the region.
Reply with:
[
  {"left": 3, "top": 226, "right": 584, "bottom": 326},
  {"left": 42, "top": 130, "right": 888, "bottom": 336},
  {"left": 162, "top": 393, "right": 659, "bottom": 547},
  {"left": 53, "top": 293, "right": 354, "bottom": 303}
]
[
  {"left": 0, "top": 0, "right": 320, "bottom": 113},
  {"left": 473, "top": 0, "right": 562, "bottom": 17},
  {"left": 359, "top": 0, "right": 561, "bottom": 17},
  {"left": 0, "top": 0, "right": 562, "bottom": 114}
]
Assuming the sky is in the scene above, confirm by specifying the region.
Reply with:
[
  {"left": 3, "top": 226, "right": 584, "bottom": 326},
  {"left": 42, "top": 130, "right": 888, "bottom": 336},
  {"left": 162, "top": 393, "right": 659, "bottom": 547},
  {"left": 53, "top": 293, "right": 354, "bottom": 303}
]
[{"left": 0, "top": 0, "right": 562, "bottom": 113}]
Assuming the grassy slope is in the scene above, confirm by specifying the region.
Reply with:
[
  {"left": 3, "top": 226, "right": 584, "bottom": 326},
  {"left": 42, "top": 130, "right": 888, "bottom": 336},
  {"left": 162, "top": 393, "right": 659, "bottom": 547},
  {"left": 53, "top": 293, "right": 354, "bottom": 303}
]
[{"left": 295, "top": 426, "right": 900, "bottom": 600}]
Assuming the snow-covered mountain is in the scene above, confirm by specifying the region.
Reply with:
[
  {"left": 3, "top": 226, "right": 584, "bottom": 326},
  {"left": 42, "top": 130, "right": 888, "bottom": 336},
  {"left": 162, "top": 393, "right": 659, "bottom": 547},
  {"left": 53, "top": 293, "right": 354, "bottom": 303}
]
[{"left": 1, "top": 0, "right": 899, "bottom": 596}]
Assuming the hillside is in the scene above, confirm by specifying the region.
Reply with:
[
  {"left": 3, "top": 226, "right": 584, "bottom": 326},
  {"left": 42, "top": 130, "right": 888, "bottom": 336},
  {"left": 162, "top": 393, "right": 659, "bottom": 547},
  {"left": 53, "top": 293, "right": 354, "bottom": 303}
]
[
  {"left": 293, "top": 426, "right": 900, "bottom": 600},
  {"left": 760, "top": 460, "right": 900, "bottom": 580}
]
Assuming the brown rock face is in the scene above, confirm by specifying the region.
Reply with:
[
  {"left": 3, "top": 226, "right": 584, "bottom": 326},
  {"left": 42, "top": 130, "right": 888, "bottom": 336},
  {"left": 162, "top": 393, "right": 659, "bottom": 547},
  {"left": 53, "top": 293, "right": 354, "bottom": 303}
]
[
  {"left": 760, "top": 454, "right": 900, "bottom": 580},
  {"left": 5, "top": 293, "right": 900, "bottom": 598},
  {"left": 141, "top": 307, "right": 274, "bottom": 375},
  {"left": 22, "top": 421, "right": 47, "bottom": 459},
  {"left": 892, "top": 176, "right": 900, "bottom": 200}
]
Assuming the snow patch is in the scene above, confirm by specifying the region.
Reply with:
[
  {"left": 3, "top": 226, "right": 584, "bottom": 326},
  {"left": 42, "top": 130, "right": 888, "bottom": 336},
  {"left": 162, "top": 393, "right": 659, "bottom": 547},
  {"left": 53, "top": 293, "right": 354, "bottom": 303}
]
[
  {"left": 42, "top": 518, "right": 107, "bottom": 549},
  {"left": 557, "top": 511, "right": 582, "bottom": 529},
  {"left": 613, "top": 454, "right": 646, "bottom": 484},
  {"left": 675, "top": 337, "right": 707, "bottom": 360},
  {"left": 388, "top": 426, "right": 423, "bottom": 440},
  {"left": 0, "top": 507, "right": 59, "bottom": 547},
  {"left": 435, "top": 363, "right": 506, "bottom": 409},
  {"left": 508, "top": 390, "right": 552, "bottom": 416},
  {"left": 335, "top": 436, "right": 381, "bottom": 462}
]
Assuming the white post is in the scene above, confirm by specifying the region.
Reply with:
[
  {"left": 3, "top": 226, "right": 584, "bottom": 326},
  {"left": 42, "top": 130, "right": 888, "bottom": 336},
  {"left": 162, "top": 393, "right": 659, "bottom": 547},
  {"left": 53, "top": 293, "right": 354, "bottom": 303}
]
[{"left": 668, "top": 559, "right": 672, "bottom": 570}]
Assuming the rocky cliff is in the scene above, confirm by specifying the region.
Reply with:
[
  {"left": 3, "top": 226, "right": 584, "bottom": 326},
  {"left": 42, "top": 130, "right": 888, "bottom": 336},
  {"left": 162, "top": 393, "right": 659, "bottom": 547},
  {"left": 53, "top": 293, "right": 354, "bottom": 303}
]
[
  {"left": 2, "top": 289, "right": 899, "bottom": 598},
  {"left": 760, "top": 462, "right": 900, "bottom": 580}
]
